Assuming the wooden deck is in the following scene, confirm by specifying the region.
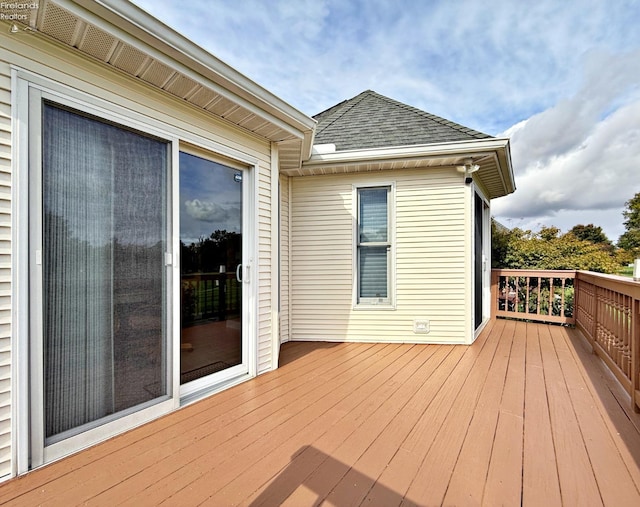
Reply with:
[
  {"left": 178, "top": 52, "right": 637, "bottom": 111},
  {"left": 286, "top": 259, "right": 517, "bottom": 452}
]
[{"left": 2, "top": 319, "right": 640, "bottom": 506}]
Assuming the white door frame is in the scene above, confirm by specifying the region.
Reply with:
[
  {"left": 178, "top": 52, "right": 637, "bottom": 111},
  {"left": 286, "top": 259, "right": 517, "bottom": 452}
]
[{"left": 473, "top": 186, "right": 491, "bottom": 339}]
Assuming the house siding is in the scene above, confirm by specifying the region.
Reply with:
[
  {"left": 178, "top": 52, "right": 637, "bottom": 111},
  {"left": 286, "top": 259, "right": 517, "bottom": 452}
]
[
  {"left": 0, "top": 61, "right": 11, "bottom": 479},
  {"left": 0, "top": 32, "right": 277, "bottom": 477},
  {"left": 279, "top": 174, "right": 291, "bottom": 343},
  {"left": 290, "top": 168, "right": 468, "bottom": 344}
]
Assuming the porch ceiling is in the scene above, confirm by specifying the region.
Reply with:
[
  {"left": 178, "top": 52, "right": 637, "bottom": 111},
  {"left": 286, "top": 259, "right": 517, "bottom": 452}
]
[
  {"left": 1, "top": 320, "right": 638, "bottom": 505},
  {"left": 18, "top": 0, "right": 314, "bottom": 163}
]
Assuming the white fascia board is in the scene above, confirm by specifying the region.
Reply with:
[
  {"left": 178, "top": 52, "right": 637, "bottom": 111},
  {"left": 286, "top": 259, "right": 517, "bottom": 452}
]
[
  {"left": 304, "top": 137, "right": 516, "bottom": 197},
  {"left": 301, "top": 126, "right": 316, "bottom": 162},
  {"left": 501, "top": 138, "right": 516, "bottom": 193},
  {"left": 304, "top": 138, "right": 511, "bottom": 167},
  {"left": 486, "top": 138, "right": 516, "bottom": 196},
  {"left": 62, "top": 0, "right": 316, "bottom": 140}
]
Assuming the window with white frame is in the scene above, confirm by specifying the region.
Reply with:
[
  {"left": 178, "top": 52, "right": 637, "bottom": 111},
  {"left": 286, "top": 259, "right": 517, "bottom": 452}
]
[{"left": 356, "top": 185, "right": 394, "bottom": 306}]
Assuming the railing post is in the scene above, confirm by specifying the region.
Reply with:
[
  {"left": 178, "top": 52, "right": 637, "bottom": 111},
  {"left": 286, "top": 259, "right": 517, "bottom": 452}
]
[
  {"left": 593, "top": 283, "right": 600, "bottom": 355},
  {"left": 574, "top": 273, "right": 580, "bottom": 327},
  {"left": 491, "top": 270, "right": 498, "bottom": 320},
  {"left": 633, "top": 298, "right": 640, "bottom": 413}
]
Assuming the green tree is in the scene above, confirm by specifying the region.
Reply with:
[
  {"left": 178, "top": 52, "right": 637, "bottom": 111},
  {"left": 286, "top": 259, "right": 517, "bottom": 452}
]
[
  {"left": 493, "top": 224, "right": 619, "bottom": 273},
  {"left": 618, "top": 192, "right": 640, "bottom": 254},
  {"left": 491, "top": 218, "right": 513, "bottom": 268},
  {"left": 569, "top": 224, "right": 611, "bottom": 245},
  {"left": 623, "top": 192, "right": 640, "bottom": 230},
  {"left": 618, "top": 230, "right": 640, "bottom": 252},
  {"left": 618, "top": 192, "right": 640, "bottom": 259}
]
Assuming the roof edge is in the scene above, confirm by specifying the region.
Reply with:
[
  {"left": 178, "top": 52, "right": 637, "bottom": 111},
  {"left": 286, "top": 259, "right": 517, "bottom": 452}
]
[
  {"left": 306, "top": 138, "right": 509, "bottom": 165},
  {"left": 68, "top": 0, "right": 316, "bottom": 138},
  {"left": 304, "top": 137, "right": 516, "bottom": 197}
]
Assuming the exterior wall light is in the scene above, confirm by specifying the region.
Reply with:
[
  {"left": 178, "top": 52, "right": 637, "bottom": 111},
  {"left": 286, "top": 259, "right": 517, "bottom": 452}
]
[{"left": 457, "top": 159, "right": 480, "bottom": 184}]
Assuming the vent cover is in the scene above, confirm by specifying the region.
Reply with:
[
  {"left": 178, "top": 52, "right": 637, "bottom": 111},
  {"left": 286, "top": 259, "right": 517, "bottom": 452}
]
[
  {"left": 41, "top": 3, "right": 80, "bottom": 45},
  {"left": 78, "top": 25, "right": 117, "bottom": 62}
]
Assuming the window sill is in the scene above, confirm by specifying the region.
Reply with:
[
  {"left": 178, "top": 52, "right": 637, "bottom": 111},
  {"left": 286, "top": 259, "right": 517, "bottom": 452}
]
[{"left": 353, "top": 304, "right": 396, "bottom": 311}]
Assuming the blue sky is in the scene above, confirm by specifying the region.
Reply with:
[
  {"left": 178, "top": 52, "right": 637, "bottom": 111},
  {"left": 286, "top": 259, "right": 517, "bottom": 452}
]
[{"left": 133, "top": 0, "right": 640, "bottom": 242}]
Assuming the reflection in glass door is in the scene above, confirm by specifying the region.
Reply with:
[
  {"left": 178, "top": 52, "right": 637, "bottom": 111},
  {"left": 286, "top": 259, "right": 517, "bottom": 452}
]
[{"left": 179, "top": 152, "right": 243, "bottom": 386}]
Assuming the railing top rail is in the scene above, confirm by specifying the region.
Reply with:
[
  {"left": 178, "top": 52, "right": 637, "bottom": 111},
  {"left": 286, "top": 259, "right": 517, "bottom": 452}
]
[
  {"left": 492, "top": 269, "right": 577, "bottom": 277},
  {"left": 491, "top": 269, "right": 640, "bottom": 299},
  {"left": 576, "top": 270, "right": 640, "bottom": 299}
]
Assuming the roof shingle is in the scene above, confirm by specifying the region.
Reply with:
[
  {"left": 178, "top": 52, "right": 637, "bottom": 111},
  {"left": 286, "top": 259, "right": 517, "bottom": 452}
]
[{"left": 313, "top": 90, "right": 491, "bottom": 151}]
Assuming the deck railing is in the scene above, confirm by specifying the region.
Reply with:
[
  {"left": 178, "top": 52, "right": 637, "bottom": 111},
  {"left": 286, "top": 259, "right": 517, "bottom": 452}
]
[
  {"left": 492, "top": 269, "right": 640, "bottom": 411},
  {"left": 491, "top": 269, "right": 577, "bottom": 325}
]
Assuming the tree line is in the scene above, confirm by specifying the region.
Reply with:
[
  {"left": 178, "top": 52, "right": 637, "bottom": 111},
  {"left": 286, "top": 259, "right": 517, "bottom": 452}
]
[{"left": 492, "top": 192, "right": 640, "bottom": 274}]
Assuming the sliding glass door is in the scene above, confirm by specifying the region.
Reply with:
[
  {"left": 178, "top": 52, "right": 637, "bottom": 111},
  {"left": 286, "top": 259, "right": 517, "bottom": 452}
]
[
  {"left": 31, "top": 99, "right": 171, "bottom": 463},
  {"left": 26, "top": 86, "right": 254, "bottom": 468},
  {"left": 179, "top": 152, "right": 245, "bottom": 393}
]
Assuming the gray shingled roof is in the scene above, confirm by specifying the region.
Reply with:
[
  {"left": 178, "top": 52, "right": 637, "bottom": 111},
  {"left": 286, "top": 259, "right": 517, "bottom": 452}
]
[{"left": 313, "top": 90, "right": 492, "bottom": 151}]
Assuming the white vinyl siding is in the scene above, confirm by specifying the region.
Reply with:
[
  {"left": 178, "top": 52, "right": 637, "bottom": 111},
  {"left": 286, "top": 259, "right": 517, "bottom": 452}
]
[
  {"left": 290, "top": 168, "right": 467, "bottom": 344},
  {"left": 0, "top": 62, "right": 11, "bottom": 479}
]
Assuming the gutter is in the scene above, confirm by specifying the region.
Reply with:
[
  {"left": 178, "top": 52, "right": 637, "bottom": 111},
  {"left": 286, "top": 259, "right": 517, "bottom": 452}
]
[
  {"left": 305, "top": 137, "right": 508, "bottom": 163},
  {"left": 304, "top": 137, "right": 516, "bottom": 196}
]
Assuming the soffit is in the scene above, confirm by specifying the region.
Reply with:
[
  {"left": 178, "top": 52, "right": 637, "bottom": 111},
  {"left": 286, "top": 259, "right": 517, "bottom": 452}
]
[
  {"left": 24, "top": 0, "right": 314, "bottom": 151},
  {"left": 291, "top": 140, "right": 515, "bottom": 200}
]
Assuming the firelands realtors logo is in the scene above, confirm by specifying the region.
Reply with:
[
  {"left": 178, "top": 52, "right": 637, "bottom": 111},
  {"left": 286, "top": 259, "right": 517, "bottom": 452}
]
[{"left": 0, "top": 2, "right": 38, "bottom": 21}]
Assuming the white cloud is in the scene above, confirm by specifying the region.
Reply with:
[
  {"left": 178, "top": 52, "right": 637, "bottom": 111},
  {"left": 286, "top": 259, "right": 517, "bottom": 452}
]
[
  {"left": 132, "top": 0, "right": 640, "bottom": 241},
  {"left": 494, "top": 97, "right": 640, "bottom": 241},
  {"left": 184, "top": 199, "right": 239, "bottom": 223},
  {"left": 133, "top": 0, "right": 639, "bottom": 129}
]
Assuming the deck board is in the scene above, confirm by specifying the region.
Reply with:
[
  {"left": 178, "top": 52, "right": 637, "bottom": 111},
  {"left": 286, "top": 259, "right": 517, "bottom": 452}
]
[
  {"left": 483, "top": 320, "right": 526, "bottom": 506},
  {"left": 364, "top": 319, "right": 496, "bottom": 506},
  {"left": 403, "top": 319, "right": 507, "bottom": 506},
  {"left": 552, "top": 325, "right": 640, "bottom": 506},
  {"left": 539, "top": 322, "right": 604, "bottom": 506},
  {"left": 442, "top": 318, "right": 515, "bottom": 506},
  {"left": 522, "top": 323, "right": 562, "bottom": 506},
  {"left": 123, "top": 343, "right": 407, "bottom": 506},
  {"left": 1, "top": 322, "right": 640, "bottom": 506}
]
